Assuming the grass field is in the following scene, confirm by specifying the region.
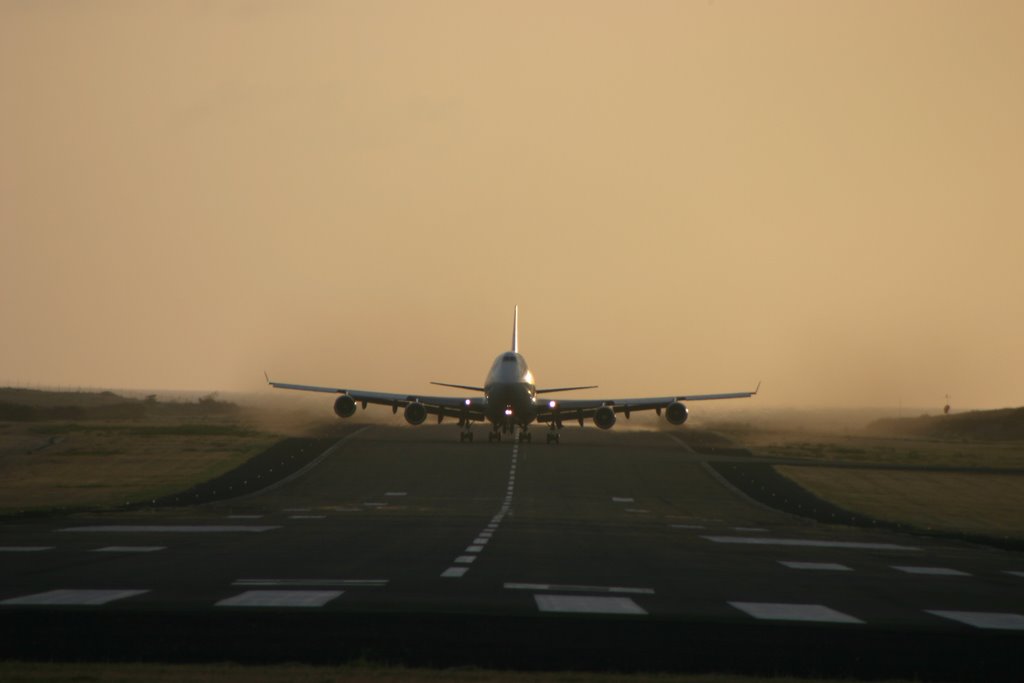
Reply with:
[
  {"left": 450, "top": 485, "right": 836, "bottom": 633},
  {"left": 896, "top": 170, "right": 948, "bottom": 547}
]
[{"left": 0, "top": 661, "right": 920, "bottom": 683}]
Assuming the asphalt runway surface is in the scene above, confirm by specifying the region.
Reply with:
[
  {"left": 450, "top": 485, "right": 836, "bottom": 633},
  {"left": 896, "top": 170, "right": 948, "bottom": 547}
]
[{"left": 2, "top": 424, "right": 1022, "bottom": 680}]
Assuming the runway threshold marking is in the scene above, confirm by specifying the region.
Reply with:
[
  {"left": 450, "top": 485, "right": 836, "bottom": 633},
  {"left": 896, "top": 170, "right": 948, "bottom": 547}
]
[
  {"left": 892, "top": 566, "right": 970, "bottom": 576},
  {"left": 234, "top": 579, "right": 387, "bottom": 587},
  {"left": 703, "top": 536, "right": 921, "bottom": 551},
  {"left": 729, "top": 602, "right": 864, "bottom": 624},
  {"left": 1, "top": 589, "right": 148, "bottom": 606},
  {"left": 216, "top": 590, "right": 342, "bottom": 608},
  {"left": 0, "top": 546, "right": 54, "bottom": 552},
  {"left": 535, "top": 595, "right": 647, "bottom": 615},
  {"left": 927, "top": 610, "right": 1024, "bottom": 630},
  {"left": 58, "top": 525, "right": 280, "bottom": 533},
  {"left": 779, "top": 561, "right": 853, "bottom": 571},
  {"left": 506, "top": 583, "right": 655, "bottom": 595}
]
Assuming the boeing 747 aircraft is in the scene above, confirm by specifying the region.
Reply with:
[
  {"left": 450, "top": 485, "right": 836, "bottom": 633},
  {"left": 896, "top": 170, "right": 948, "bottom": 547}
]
[{"left": 267, "top": 308, "right": 758, "bottom": 443}]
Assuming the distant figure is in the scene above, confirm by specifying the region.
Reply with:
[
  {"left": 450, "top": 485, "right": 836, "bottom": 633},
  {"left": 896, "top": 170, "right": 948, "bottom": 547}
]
[{"left": 944, "top": 394, "right": 951, "bottom": 415}]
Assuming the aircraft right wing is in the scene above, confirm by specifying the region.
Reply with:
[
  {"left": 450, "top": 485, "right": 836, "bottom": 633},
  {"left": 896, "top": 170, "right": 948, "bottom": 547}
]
[{"left": 533, "top": 383, "right": 760, "bottom": 425}]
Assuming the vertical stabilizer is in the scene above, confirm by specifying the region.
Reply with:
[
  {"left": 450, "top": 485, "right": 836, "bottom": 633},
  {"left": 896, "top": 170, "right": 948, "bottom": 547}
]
[{"left": 512, "top": 305, "right": 519, "bottom": 353}]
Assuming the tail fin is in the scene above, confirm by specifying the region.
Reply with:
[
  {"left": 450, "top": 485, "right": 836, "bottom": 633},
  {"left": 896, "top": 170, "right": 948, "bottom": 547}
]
[{"left": 512, "top": 305, "right": 519, "bottom": 353}]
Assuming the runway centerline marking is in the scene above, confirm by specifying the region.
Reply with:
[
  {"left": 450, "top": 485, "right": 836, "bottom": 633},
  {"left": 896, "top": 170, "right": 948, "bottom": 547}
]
[
  {"left": 892, "top": 566, "right": 969, "bottom": 576},
  {"left": 1005, "top": 571, "right": 1024, "bottom": 578},
  {"left": 466, "top": 545, "right": 484, "bottom": 553},
  {"left": 779, "top": 561, "right": 853, "bottom": 571},
  {"left": 226, "top": 515, "right": 263, "bottom": 519},
  {"left": 2, "top": 589, "right": 148, "bottom": 606},
  {"left": 441, "top": 567, "right": 468, "bottom": 578},
  {"left": 216, "top": 590, "right": 342, "bottom": 608},
  {"left": 927, "top": 610, "right": 1024, "bottom": 630},
  {"left": 93, "top": 546, "right": 165, "bottom": 553},
  {"left": 611, "top": 497, "right": 634, "bottom": 503},
  {"left": 59, "top": 525, "right": 280, "bottom": 534},
  {"left": 0, "top": 546, "right": 53, "bottom": 552},
  {"left": 670, "top": 524, "right": 705, "bottom": 530},
  {"left": 289, "top": 515, "right": 326, "bottom": 519},
  {"left": 506, "top": 583, "right": 654, "bottom": 595},
  {"left": 454, "top": 555, "right": 476, "bottom": 564},
  {"left": 473, "top": 537, "right": 489, "bottom": 544},
  {"left": 703, "top": 536, "right": 921, "bottom": 551},
  {"left": 384, "top": 492, "right": 407, "bottom": 496},
  {"left": 535, "top": 595, "right": 647, "bottom": 615},
  {"left": 729, "top": 602, "right": 863, "bottom": 624}
]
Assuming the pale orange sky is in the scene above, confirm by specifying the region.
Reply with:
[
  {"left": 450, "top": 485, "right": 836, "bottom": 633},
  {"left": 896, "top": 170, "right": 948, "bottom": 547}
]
[{"left": 2, "top": 1, "right": 1022, "bottom": 410}]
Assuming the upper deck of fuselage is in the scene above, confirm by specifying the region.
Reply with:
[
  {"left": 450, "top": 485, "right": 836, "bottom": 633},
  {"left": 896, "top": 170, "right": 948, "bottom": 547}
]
[{"left": 484, "top": 351, "right": 535, "bottom": 394}]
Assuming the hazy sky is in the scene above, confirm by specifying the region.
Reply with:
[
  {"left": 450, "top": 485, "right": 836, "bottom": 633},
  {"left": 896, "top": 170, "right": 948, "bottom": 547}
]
[{"left": 3, "top": 1, "right": 1022, "bottom": 410}]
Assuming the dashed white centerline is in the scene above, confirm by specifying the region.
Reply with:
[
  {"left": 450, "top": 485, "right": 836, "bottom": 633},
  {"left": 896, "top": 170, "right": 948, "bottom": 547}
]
[
  {"left": 226, "top": 515, "right": 263, "bottom": 519},
  {"left": 506, "top": 583, "right": 655, "bottom": 595},
  {"left": 59, "top": 525, "right": 280, "bottom": 533},
  {"left": 234, "top": 579, "right": 387, "bottom": 587},
  {"left": 670, "top": 524, "right": 705, "bottom": 530},
  {"left": 1005, "top": 571, "right": 1024, "bottom": 578},
  {"left": 384, "top": 492, "right": 407, "bottom": 497},
  {"left": 466, "top": 545, "right": 484, "bottom": 553},
  {"left": 289, "top": 515, "right": 326, "bottom": 520},
  {"left": 454, "top": 555, "right": 476, "bottom": 564},
  {"left": 92, "top": 546, "right": 165, "bottom": 553},
  {"left": 611, "top": 497, "right": 634, "bottom": 503},
  {"left": 442, "top": 567, "right": 469, "bottom": 578},
  {"left": 0, "top": 546, "right": 53, "bottom": 552},
  {"left": 473, "top": 538, "right": 489, "bottom": 545}
]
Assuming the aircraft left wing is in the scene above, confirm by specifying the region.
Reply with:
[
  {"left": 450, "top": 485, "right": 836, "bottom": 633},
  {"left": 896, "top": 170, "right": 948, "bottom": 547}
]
[{"left": 266, "top": 376, "right": 487, "bottom": 422}]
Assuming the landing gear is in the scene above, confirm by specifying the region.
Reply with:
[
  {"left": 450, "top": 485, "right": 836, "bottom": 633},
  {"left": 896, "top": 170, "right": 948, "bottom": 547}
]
[
  {"left": 518, "top": 428, "right": 532, "bottom": 443},
  {"left": 460, "top": 428, "right": 474, "bottom": 442},
  {"left": 546, "top": 424, "right": 560, "bottom": 444},
  {"left": 488, "top": 430, "right": 502, "bottom": 443}
]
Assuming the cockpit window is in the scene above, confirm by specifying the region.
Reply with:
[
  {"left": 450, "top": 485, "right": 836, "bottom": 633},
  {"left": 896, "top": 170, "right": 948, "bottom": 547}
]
[{"left": 502, "top": 354, "right": 516, "bottom": 362}]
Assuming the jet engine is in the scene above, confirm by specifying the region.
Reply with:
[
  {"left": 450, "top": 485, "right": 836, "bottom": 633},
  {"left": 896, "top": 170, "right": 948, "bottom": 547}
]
[
  {"left": 334, "top": 394, "right": 357, "bottom": 418},
  {"left": 404, "top": 401, "right": 428, "bottom": 426},
  {"left": 665, "top": 401, "right": 689, "bottom": 425},
  {"left": 593, "top": 405, "right": 616, "bottom": 430}
]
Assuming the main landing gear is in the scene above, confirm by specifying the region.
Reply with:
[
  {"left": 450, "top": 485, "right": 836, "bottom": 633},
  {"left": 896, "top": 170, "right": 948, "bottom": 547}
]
[
  {"left": 487, "top": 429, "right": 502, "bottom": 443},
  {"left": 518, "top": 428, "right": 532, "bottom": 443},
  {"left": 546, "top": 423, "right": 560, "bottom": 444},
  {"left": 460, "top": 428, "right": 474, "bottom": 442}
]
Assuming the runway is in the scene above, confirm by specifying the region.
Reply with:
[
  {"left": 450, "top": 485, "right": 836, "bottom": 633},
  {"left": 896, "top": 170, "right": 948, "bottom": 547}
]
[{"left": 1, "top": 425, "right": 1022, "bottom": 680}]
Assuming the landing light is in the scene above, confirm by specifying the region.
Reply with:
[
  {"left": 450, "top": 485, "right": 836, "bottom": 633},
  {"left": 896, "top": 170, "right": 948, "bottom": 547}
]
[
  {"left": 504, "top": 408, "right": 513, "bottom": 416},
  {"left": 465, "top": 399, "right": 471, "bottom": 406},
  {"left": 548, "top": 400, "right": 557, "bottom": 409}
]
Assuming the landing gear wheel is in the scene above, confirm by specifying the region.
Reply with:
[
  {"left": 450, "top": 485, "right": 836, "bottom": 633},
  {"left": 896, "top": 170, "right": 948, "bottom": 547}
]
[
  {"left": 489, "top": 431, "right": 501, "bottom": 442},
  {"left": 546, "top": 431, "right": 560, "bottom": 444},
  {"left": 518, "top": 431, "right": 532, "bottom": 443}
]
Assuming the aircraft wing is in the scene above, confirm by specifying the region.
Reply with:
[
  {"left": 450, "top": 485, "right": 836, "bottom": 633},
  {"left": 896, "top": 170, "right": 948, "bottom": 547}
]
[
  {"left": 534, "top": 384, "right": 759, "bottom": 424},
  {"left": 266, "top": 378, "right": 487, "bottom": 421}
]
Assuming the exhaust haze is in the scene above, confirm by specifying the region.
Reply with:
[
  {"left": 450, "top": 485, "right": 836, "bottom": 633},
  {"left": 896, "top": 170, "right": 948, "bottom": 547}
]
[{"left": 3, "top": 2, "right": 1022, "bottom": 410}]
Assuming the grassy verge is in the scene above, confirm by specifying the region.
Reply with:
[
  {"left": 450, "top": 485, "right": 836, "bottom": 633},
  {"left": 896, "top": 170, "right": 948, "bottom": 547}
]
[
  {"left": 776, "top": 465, "right": 1024, "bottom": 539},
  {"left": 0, "top": 661, "right": 918, "bottom": 683}
]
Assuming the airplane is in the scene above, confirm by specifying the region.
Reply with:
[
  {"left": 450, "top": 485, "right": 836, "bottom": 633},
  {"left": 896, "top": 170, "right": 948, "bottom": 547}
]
[{"left": 266, "top": 307, "right": 759, "bottom": 443}]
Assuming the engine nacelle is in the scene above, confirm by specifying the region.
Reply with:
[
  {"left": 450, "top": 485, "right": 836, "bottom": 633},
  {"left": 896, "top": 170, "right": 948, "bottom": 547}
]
[
  {"left": 334, "top": 394, "right": 357, "bottom": 418},
  {"left": 593, "top": 405, "right": 616, "bottom": 430},
  {"left": 665, "top": 401, "right": 689, "bottom": 425},
  {"left": 404, "top": 401, "right": 428, "bottom": 426}
]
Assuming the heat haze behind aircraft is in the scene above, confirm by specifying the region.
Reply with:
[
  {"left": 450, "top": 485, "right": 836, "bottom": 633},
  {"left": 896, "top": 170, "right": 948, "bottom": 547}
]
[{"left": 267, "top": 308, "right": 758, "bottom": 443}]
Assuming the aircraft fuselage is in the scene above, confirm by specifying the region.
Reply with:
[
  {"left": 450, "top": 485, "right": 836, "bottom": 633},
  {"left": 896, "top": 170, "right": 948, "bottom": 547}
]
[{"left": 483, "top": 351, "right": 537, "bottom": 427}]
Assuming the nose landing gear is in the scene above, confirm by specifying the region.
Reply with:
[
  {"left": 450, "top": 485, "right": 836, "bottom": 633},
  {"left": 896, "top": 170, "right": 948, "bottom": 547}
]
[{"left": 546, "top": 424, "right": 560, "bottom": 444}]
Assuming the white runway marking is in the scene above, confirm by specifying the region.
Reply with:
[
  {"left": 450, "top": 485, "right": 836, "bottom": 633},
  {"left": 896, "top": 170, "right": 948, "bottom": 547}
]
[
  {"left": 216, "top": 590, "right": 342, "bottom": 608},
  {"left": 893, "top": 566, "right": 969, "bottom": 576},
  {"left": 535, "top": 595, "right": 647, "bottom": 615},
  {"left": 441, "top": 567, "right": 468, "bottom": 578},
  {"left": 454, "top": 555, "right": 476, "bottom": 564},
  {"left": 363, "top": 502, "right": 388, "bottom": 507},
  {"left": 226, "top": 515, "right": 263, "bottom": 519},
  {"left": 611, "top": 497, "right": 634, "bottom": 503},
  {"left": 283, "top": 508, "right": 310, "bottom": 512},
  {"left": 624, "top": 509, "right": 650, "bottom": 514},
  {"left": 59, "top": 525, "right": 279, "bottom": 533},
  {"left": 2, "top": 589, "right": 148, "bottom": 606},
  {"left": 289, "top": 515, "right": 326, "bottom": 519},
  {"left": 734, "top": 527, "right": 768, "bottom": 532},
  {"left": 730, "top": 602, "right": 863, "bottom": 624},
  {"left": 93, "top": 546, "right": 165, "bottom": 553},
  {"left": 779, "top": 561, "right": 852, "bottom": 571},
  {"left": 234, "top": 579, "right": 387, "bottom": 587},
  {"left": 506, "top": 583, "right": 654, "bottom": 595},
  {"left": 670, "top": 524, "right": 705, "bottom": 530},
  {"left": 473, "top": 538, "right": 489, "bottom": 545},
  {"left": 1005, "top": 571, "right": 1024, "bottom": 578},
  {"left": 0, "top": 546, "right": 53, "bottom": 552},
  {"left": 384, "top": 492, "right": 407, "bottom": 496},
  {"left": 927, "top": 610, "right": 1024, "bottom": 630},
  {"left": 703, "top": 536, "right": 920, "bottom": 551}
]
